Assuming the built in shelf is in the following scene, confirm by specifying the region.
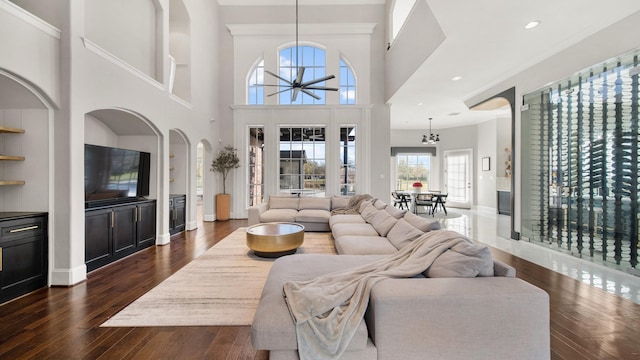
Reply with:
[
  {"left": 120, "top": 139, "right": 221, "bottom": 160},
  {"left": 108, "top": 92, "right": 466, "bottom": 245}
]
[
  {"left": 0, "top": 181, "right": 26, "bottom": 186},
  {"left": 0, "top": 126, "right": 25, "bottom": 134},
  {"left": 0, "top": 155, "right": 25, "bottom": 161}
]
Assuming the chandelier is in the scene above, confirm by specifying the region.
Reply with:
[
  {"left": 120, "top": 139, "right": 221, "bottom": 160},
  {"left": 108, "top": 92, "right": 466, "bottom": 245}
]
[{"left": 421, "top": 117, "right": 440, "bottom": 144}]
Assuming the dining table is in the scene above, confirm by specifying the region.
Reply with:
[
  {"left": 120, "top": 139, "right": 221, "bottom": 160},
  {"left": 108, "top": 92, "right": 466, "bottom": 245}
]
[{"left": 402, "top": 191, "right": 447, "bottom": 216}]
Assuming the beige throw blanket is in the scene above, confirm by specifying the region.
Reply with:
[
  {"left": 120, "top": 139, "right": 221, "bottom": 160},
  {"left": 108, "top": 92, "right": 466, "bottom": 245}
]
[
  {"left": 330, "top": 194, "right": 372, "bottom": 215},
  {"left": 283, "top": 230, "right": 492, "bottom": 360}
]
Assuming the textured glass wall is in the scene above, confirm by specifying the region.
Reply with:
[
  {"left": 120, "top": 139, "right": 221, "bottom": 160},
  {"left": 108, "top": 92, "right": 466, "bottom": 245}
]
[{"left": 522, "top": 51, "right": 639, "bottom": 271}]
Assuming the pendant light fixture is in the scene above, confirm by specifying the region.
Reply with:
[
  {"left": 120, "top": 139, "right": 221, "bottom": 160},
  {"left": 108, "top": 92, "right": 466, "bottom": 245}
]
[{"left": 421, "top": 117, "right": 440, "bottom": 144}]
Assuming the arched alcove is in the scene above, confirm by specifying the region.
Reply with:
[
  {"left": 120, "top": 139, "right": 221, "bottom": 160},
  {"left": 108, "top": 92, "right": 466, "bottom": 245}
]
[
  {"left": 0, "top": 69, "right": 53, "bottom": 299},
  {"left": 169, "top": 0, "right": 191, "bottom": 101}
]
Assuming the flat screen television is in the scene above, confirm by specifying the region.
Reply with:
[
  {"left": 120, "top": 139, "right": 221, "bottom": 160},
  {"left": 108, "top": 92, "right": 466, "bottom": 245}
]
[{"left": 84, "top": 144, "right": 151, "bottom": 203}]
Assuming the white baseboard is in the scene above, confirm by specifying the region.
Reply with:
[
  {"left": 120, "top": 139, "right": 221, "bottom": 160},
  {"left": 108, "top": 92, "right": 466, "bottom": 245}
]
[
  {"left": 186, "top": 221, "right": 198, "bottom": 231},
  {"left": 203, "top": 214, "right": 216, "bottom": 222},
  {"left": 156, "top": 232, "right": 171, "bottom": 245},
  {"left": 50, "top": 265, "right": 87, "bottom": 286},
  {"left": 474, "top": 205, "right": 497, "bottom": 214}
]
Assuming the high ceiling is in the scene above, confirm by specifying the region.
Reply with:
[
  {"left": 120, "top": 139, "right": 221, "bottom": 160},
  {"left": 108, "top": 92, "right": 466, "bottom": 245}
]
[{"left": 218, "top": 0, "right": 640, "bottom": 131}]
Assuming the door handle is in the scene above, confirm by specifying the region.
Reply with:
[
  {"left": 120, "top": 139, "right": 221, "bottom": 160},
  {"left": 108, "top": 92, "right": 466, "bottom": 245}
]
[{"left": 9, "top": 225, "right": 38, "bottom": 233}]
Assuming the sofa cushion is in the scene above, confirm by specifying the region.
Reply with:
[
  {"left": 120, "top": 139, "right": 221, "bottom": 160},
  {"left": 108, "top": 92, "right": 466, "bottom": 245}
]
[
  {"left": 260, "top": 209, "right": 298, "bottom": 223},
  {"left": 296, "top": 209, "right": 331, "bottom": 223},
  {"left": 368, "top": 209, "right": 398, "bottom": 237},
  {"left": 424, "top": 241, "right": 495, "bottom": 278},
  {"left": 335, "top": 235, "right": 398, "bottom": 255},
  {"left": 384, "top": 204, "right": 406, "bottom": 219},
  {"left": 329, "top": 214, "right": 366, "bottom": 227},
  {"left": 403, "top": 211, "right": 441, "bottom": 232},
  {"left": 269, "top": 196, "right": 299, "bottom": 210},
  {"left": 331, "top": 196, "right": 351, "bottom": 210},
  {"left": 386, "top": 218, "right": 424, "bottom": 250},
  {"left": 332, "top": 223, "right": 378, "bottom": 238},
  {"left": 299, "top": 197, "right": 331, "bottom": 211}
]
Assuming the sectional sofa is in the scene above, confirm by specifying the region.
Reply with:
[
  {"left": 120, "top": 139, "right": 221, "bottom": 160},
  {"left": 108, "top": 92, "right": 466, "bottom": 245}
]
[
  {"left": 248, "top": 195, "right": 351, "bottom": 232},
  {"left": 250, "top": 196, "right": 551, "bottom": 360}
]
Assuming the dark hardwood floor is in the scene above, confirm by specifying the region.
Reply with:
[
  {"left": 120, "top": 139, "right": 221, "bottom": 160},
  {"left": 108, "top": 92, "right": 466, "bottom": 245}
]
[{"left": 0, "top": 218, "right": 639, "bottom": 359}]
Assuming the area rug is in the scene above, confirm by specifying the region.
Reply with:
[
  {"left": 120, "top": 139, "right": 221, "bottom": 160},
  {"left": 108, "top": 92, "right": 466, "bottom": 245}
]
[{"left": 101, "top": 228, "right": 336, "bottom": 327}]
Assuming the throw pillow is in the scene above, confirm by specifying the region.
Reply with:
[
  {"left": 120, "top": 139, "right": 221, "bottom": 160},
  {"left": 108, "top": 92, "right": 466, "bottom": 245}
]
[
  {"left": 269, "top": 196, "right": 299, "bottom": 210},
  {"left": 360, "top": 203, "right": 378, "bottom": 223},
  {"left": 403, "top": 211, "right": 441, "bottom": 232},
  {"left": 368, "top": 209, "right": 398, "bottom": 237},
  {"left": 385, "top": 205, "right": 406, "bottom": 219},
  {"left": 423, "top": 242, "right": 494, "bottom": 278},
  {"left": 331, "top": 196, "right": 351, "bottom": 210},
  {"left": 387, "top": 218, "right": 424, "bottom": 250},
  {"left": 359, "top": 199, "right": 373, "bottom": 213},
  {"left": 373, "top": 199, "right": 387, "bottom": 210},
  {"left": 299, "top": 197, "right": 331, "bottom": 211}
]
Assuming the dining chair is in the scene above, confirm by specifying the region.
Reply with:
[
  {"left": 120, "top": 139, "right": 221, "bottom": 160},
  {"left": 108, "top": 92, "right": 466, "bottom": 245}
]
[
  {"left": 414, "top": 193, "right": 434, "bottom": 215},
  {"left": 392, "top": 191, "right": 410, "bottom": 210}
]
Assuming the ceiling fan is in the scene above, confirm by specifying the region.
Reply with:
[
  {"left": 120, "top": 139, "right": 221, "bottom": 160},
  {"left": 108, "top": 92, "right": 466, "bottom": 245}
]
[{"left": 260, "top": 0, "right": 338, "bottom": 102}]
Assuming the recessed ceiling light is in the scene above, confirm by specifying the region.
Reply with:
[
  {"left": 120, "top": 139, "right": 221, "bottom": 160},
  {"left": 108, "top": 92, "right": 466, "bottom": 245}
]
[
  {"left": 451, "top": 76, "right": 462, "bottom": 81},
  {"left": 417, "top": 102, "right": 423, "bottom": 106},
  {"left": 524, "top": 20, "right": 541, "bottom": 30}
]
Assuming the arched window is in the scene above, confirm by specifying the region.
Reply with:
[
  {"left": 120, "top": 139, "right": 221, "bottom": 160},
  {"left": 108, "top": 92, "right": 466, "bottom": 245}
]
[
  {"left": 339, "top": 59, "right": 356, "bottom": 105},
  {"left": 391, "top": 0, "right": 417, "bottom": 41},
  {"left": 278, "top": 45, "right": 327, "bottom": 105},
  {"left": 248, "top": 59, "right": 264, "bottom": 105}
]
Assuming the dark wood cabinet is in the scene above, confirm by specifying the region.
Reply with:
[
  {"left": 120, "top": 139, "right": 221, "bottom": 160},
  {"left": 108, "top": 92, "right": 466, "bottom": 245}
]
[
  {"left": 0, "top": 212, "right": 48, "bottom": 304},
  {"left": 169, "top": 194, "right": 186, "bottom": 235},
  {"left": 85, "top": 200, "right": 156, "bottom": 272}
]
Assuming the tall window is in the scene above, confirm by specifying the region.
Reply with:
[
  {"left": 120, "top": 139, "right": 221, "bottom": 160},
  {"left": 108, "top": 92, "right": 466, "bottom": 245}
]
[
  {"left": 340, "top": 59, "right": 356, "bottom": 104},
  {"left": 248, "top": 60, "right": 264, "bottom": 105},
  {"left": 279, "top": 127, "right": 326, "bottom": 196},
  {"left": 396, "top": 154, "right": 430, "bottom": 191},
  {"left": 248, "top": 127, "right": 264, "bottom": 206},
  {"left": 279, "top": 46, "right": 327, "bottom": 105},
  {"left": 391, "top": 0, "right": 417, "bottom": 41},
  {"left": 339, "top": 127, "right": 356, "bottom": 195}
]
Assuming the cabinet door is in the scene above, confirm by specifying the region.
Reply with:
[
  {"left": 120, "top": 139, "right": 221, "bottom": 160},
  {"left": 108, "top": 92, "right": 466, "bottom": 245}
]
[
  {"left": 174, "top": 197, "right": 186, "bottom": 232},
  {"left": 113, "top": 205, "right": 137, "bottom": 257},
  {"left": 0, "top": 215, "right": 48, "bottom": 303},
  {"left": 85, "top": 208, "right": 113, "bottom": 271},
  {"left": 136, "top": 202, "right": 156, "bottom": 248}
]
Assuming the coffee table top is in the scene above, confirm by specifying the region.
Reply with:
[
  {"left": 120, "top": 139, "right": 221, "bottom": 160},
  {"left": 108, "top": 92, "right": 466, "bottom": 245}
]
[{"left": 246, "top": 222, "right": 304, "bottom": 236}]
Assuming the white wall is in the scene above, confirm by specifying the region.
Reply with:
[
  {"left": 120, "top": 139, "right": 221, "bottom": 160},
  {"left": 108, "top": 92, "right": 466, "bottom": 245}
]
[
  {"left": 476, "top": 119, "right": 497, "bottom": 211},
  {"left": 84, "top": 0, "right": 158, "bottom": 80}
]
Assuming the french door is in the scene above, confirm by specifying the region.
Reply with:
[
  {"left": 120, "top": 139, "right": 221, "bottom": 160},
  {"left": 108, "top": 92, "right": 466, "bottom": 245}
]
[{"left": 443, "top": 149, "right": 472, "bottom": 209}]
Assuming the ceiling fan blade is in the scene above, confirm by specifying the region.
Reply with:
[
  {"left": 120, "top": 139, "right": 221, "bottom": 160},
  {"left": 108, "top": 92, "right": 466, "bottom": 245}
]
[
  {"left": 265, "top": 70, "right": 293, "bottom": 85},
  {"left": 294, "top": 67, "right": 305, "bottom": 85},
  {"left": 300, "top": 74, "right": 335, "bottom": 87},
  {"left": 267, "top": 87, "right": 293, "bottom": 97},
  {"left": 301, "top": 88, "right": 321, "bottom": 100},
  {"left": 304, "top": 86, "right": 339, "bottom": 91},
  {"left": 291, "top": 87, "right": 301, "bottom": 101}
]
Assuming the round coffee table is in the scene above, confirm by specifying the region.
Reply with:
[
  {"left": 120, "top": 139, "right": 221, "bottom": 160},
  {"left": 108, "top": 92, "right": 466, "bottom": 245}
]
[{"left": 246, "top": 222, "right": 305, "bottom": 257}]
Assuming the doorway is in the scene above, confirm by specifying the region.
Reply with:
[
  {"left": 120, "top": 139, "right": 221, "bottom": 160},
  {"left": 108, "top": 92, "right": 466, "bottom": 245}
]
[{"left": 443, "top": 149, "right": 472, "bottom": 209}]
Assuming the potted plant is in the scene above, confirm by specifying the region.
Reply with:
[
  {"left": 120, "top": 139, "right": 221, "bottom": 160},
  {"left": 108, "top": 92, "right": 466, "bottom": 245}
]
[
  {"left": 412, "top": 181, "right": 423, "bottom": 193},
  {"left": 211, "top": 145, "right": 240, "bottom": 221}
]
